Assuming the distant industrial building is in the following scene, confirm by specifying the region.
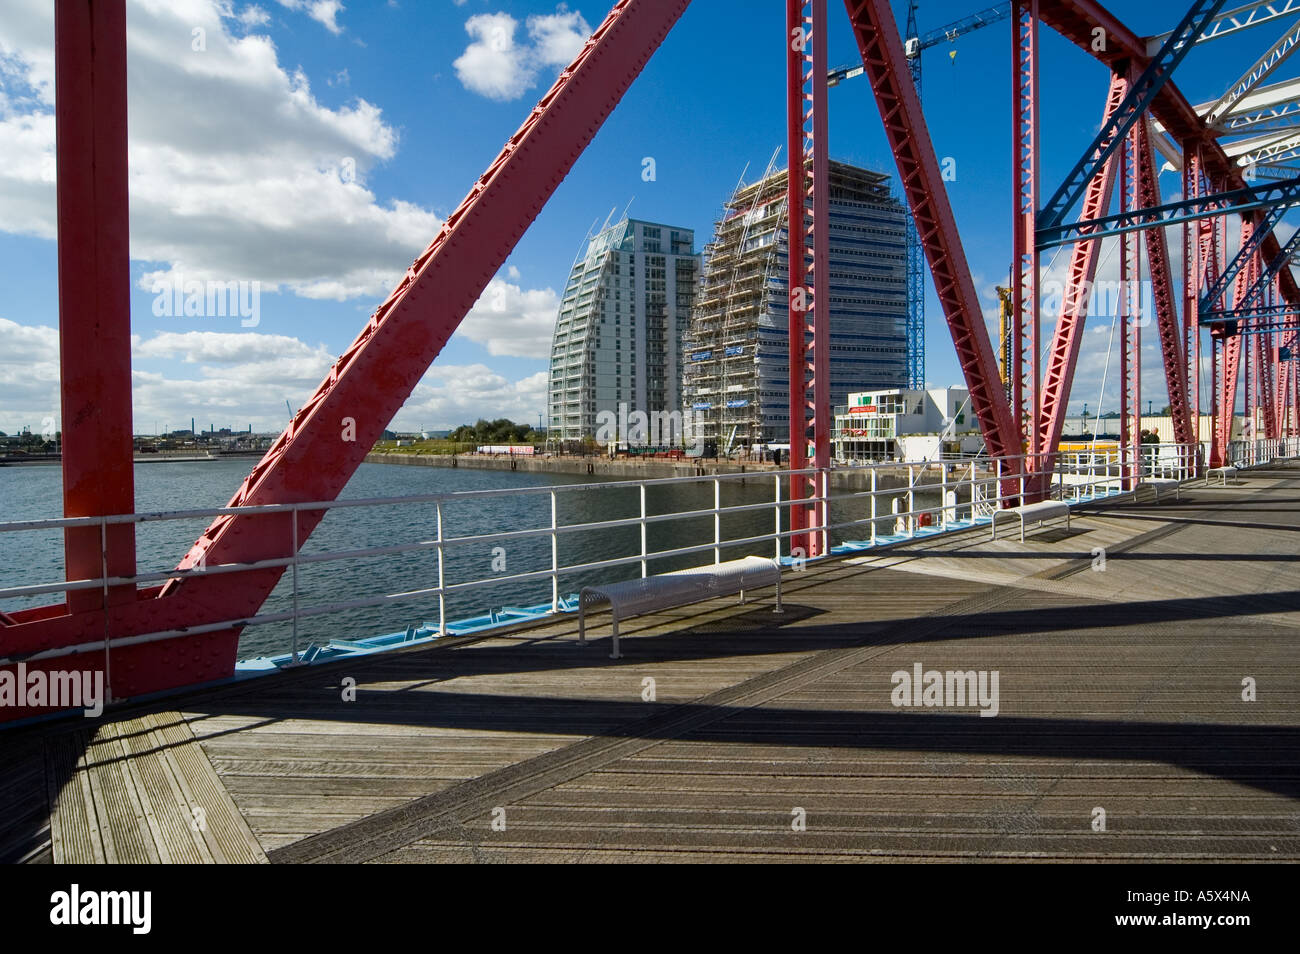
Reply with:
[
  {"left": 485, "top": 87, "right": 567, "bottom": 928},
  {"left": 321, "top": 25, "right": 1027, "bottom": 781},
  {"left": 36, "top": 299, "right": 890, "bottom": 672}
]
[
  {"left": 682, "top": 160, "right": 908, "bottom": 451},
  {"left": 547, "top": 218, "right": 699, "bottom": 442},
  {"left": 1060, "top": 413, "right": 1241, "bottom": 443},
  {"left": 833, "top": 386, "right": 980, "bottom": 461}
]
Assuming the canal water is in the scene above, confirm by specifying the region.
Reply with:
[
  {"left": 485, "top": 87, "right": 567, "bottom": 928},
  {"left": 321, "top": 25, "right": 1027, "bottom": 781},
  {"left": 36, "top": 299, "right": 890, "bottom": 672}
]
[{"left": 0, "top": 459, "right": 944, "bottom": 659}]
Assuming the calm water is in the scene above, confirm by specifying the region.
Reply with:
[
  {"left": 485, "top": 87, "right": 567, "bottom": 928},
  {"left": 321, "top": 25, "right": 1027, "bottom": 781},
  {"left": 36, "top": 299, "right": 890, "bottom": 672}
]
[{"left": 0, "top": 459, "right": 908, "bottom": 659}]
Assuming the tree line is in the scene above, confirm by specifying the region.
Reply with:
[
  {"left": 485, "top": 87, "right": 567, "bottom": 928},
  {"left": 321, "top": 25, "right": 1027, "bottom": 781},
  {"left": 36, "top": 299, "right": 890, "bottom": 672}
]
[{"left": 447, "top": 418, "right": 541, "bottom": 444}]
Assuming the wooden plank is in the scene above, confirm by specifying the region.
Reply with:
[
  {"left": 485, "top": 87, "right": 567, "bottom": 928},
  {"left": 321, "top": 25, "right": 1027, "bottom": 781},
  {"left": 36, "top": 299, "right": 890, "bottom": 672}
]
[
  {"left": 83, "top": 724, "right": 159, "bottom": 863},
  {"left": 153, "top": 715, "right": 268, "bottom": 864},
  {"left": 46, "top": 729, "right": 103, "bottom": 864},
  {"left": 116, "top": 715, "right": 212, "bottom": 864}
]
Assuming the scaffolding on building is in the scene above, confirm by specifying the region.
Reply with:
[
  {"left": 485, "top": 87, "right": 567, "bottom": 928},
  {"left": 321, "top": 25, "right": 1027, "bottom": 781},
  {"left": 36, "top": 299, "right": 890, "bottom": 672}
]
[{"left": 684, "top": 158, "right": 908, "bottom": 450}]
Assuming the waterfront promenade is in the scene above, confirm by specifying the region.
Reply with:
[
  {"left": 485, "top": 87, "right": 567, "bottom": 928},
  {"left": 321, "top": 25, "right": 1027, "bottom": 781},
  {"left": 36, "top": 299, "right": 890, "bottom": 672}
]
[{"left": 3, "top": 462, "right": 1297, "bottom": 863}]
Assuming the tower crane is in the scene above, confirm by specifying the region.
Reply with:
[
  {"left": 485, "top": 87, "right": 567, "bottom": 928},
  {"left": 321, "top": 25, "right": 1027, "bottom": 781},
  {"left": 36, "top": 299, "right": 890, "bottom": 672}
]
[
  {"left": 829, "top": 2, "right": 1012, "bottom": 392},
  {"left": 996, "top": 285, "right": 1014, "bottom": 401}
]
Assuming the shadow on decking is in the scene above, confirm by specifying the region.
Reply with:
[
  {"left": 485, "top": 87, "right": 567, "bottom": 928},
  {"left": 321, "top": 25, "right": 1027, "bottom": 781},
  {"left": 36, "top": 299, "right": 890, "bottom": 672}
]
[
  {"left": 170, "top": 583, "right": 1300, "bottom": 802},
  {"left": 7, "top": 508, "right": 1299, "bottom": 861}
]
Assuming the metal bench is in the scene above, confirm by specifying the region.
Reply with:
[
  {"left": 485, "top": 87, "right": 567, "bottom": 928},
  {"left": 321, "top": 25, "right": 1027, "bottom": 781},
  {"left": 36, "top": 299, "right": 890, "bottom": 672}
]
[
  {"left": 578, "top": 555, "right": 783, "bottom": 658},
  {"left": 1206, "top": 466, "right": 1237, "bottom": 486},
  {"left": 991, "top": 499, "right": 1070, "bottom": 542},
  {"left": 1143, "top": 478, "right": 1181, "bottom": 503}
]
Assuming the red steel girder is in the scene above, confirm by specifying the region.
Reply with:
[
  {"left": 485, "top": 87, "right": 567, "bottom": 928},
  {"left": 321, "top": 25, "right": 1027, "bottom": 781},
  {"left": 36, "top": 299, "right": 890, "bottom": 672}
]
[
  {"left": 1279, "top": 335, "right": 1295, "bottom": 436},
  {"left": 0, "top": 0, "right": 145, "bottom": 721},
  {"left": 167, "top": 0, "right": 691, "bottom": 658},
  {"left": 1184, "top": 144, "right": 1204, "bottom": 439},
  {"left": 1259, "top": 328, "right": 1278, "bottom": 436},
  {"left": 1211, "top": 222, "right": 1253, "bottom": 465},
  {"left": 1243, "top": 312, "right": 1254, "bottom": 435},
  {"left": 1120, "top": 125, "right": 1142, "bottom": 489},
  {"left": 843, "top": 0, "right": 1022, "bottom": 464},
  {"left": 1037, "top": 70, "right": 1126, "bottom": 469},
  {"left": 1012, "top": 1, "right": 1041, "bottom": 453},
  {"left": 1272, "top": 299, "right": 1291, "bottom": 435},
  {"left": 1037, "top": 1, "right": 1300, "bottom": 463},
  {"left": 55, "top": 0, "right": 136, "bottom": 617},
  {"left": 4, "top": 0, "right": 692, "bottom": 708},
  {"left": 1039, "top": 0, "right": 1300, "bottom": 314},
  {"left": 1134, "top": 118, "right": 1195, "bottom": 447},
  {"left": 787, "top": 0, "right": 831, "bottom": 558}
]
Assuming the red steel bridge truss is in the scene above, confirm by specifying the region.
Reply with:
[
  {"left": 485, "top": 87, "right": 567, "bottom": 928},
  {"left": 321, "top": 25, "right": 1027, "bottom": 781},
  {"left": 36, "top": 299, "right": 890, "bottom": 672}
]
[{"left": 4, "top": 0, "right": 1300, "bottom": 710}]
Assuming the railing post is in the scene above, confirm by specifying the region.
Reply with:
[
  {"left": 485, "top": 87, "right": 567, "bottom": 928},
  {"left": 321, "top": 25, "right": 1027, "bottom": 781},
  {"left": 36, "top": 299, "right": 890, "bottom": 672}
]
[
  {"left": 774, "top": 473, "right": 782, "bottom": 561},
  {"left": 996, "top": 458, "right": 1004, "bottom": 509},
  {"left": 550, "top": 490, "right": 559, "bottom": 612},
  {"left": 870, "top": 467, "right": 877, "bottom": 546},
  {"left": 969, "top": 461, "right": 976, "bottom": 522},
  {"left": 100, "top": 516, "right": 112, "bottom": 692},
  {"left": 907, "top": 465, "right": 915, "bottom": 537},
  {"left": 940, "top": 463, "right": 948, "bottom": 528},
  {"left": 821, "top": 468, "right": 830, "bottom": 556},
  {"left": 288, "top": 509, "right": 300, "bottom": 664},
  {"left": 639, "top": 483, "right": 647, "bottom": 578},
  {"left": 436, "top": 500, "right": 446, "bottom": 635},
  {"left": 713, "top": 476, "right": 721, "bottom": 564}
]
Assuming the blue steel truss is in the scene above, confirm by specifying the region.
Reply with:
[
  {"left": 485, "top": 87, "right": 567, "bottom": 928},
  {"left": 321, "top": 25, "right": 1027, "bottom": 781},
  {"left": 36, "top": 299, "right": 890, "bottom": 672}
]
[
  {"left": 1037, "top": 174, "right": 1300, "bottom": 249},
  {"left": 1199, "top": 201, "right": 1293, "bottom": 313},
  {"left": 1038, "top": 0, "right": 1228, "bottom": 231},
  {"left": 1201, "top": 225, "right": 1300, "bottom": 322}
]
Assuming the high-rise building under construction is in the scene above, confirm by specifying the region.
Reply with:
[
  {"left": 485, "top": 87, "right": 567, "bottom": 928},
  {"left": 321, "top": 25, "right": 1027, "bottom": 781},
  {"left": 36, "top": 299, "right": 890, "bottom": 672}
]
[{"left": 682, "top": 160, "right": 909, "bottom": 450}]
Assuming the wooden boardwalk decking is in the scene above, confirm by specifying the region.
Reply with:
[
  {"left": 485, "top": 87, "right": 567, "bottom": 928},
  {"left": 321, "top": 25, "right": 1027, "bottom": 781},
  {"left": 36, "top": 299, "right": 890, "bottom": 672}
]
[{"left": 4, "top": 462, "right": 1298, "bottom": 863}]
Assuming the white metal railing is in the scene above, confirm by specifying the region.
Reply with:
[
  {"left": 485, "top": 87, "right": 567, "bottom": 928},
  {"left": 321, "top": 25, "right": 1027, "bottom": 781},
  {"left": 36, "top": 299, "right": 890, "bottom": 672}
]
[
  {"left": 1222, "top": 436, "right": 1300, "bottom": 468},
  {"left": 1, "top": 440, "right": 1295, "bottom": 669}
]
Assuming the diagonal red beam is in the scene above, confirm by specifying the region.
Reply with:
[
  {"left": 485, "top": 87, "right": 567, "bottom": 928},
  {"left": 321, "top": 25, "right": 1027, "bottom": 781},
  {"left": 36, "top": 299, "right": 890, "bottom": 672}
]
[
  {"left": 1134, "top": 118, "right": 1195, "bottom": 447},
  {"left": 1212, "top": 221, "right": 1254, "bottom": 465},
  {"left": 3, "top": 0, "right": 692, "bottom": 708},
  {"left": 164, "top": 0, "right": 692, "bottom": 651},
  {"left": 843, "top": 0, "right": 1021, "bottom": 463},
  {"left": 1037, "top": 71, "right": 1125, "bottom": 465}
]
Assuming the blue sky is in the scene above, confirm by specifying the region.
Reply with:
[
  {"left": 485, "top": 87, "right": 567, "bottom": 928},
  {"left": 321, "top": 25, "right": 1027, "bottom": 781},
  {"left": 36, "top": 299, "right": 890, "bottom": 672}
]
[{"left": 0, "top": 0, "right": 1292, "bottom": 435}]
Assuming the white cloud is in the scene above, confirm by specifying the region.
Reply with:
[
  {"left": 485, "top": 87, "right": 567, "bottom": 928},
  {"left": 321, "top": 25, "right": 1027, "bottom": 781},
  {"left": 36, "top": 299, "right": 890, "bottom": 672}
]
[
  {"left": 452, "top": 5, "right": 591, "bottom": 101},
  {"left": 396, "top": 364, "right": 549, "bottom": 431},
  {"left": 0, "top": 1, "right": 565, "bottom": 435},
  {"left": 0, "top": 319, "right": 548, "bottom": 433},
  {"left": 238, "top": 5, "right": 271, "bottom": 28},
  {"left": 453, "top": 13, "right": 532, "bottom": 101},
  {"left": 454, "top": 278, "right": 559, "bottom": 357},
  {"left": 0, "top": 318, "right": 60, "bottom": 430},
  {"left": 276, "top": 0, "right": 345, "bottom": 34},
  {"left": 0, "top": 0, "right": 433, "bottom": 300},
  {"left": 527, "top": 8, "right": 589, "bottom": 67}
]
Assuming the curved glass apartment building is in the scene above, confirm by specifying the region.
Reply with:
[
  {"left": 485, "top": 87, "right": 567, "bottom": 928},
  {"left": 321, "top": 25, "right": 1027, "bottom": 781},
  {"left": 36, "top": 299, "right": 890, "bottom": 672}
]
[{"left": 547, "top": 219, "right": 699, "bottom": 442}]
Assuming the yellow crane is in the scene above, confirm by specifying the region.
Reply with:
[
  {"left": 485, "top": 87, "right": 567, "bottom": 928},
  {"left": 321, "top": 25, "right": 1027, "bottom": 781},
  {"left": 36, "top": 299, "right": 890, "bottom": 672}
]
[{"left": 995, "top": 286, "right": 1013, "bottom": 402}]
